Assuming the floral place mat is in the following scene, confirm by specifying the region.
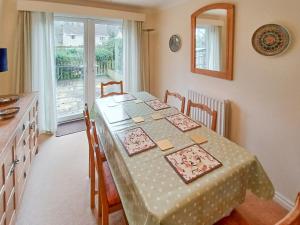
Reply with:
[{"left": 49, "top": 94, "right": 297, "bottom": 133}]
[
  {"left": 113, "top": 94, "right": 136, "bottom": 103},
  {"left": 165, "top": 114, "right": 201, "bottom": 132},
  {"left": 145, "top": 99, "right": 170, "bottom": 111},
  {"left": 165, "top": 144, "right": 222, "bottom": 184},
  {"left": 118, "top": 127, "right": 157, "bottom": 156}
]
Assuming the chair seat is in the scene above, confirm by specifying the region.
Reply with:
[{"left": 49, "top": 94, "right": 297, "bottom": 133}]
[
  {"left": 215, "top": 210, "right": 250, "bottom": 225},
  {"left": 103, "top": 161, "right": 121, "bottom": 207}
]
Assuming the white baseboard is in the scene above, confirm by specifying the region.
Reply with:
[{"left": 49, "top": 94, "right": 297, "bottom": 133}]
[{"left": 274, "top": 191, "right": 295, "bottom": 211}]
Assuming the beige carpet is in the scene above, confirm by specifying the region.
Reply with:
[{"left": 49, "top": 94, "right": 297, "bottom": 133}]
[{"left": 15, "top": 132, "right": 124, "bottom": 225}]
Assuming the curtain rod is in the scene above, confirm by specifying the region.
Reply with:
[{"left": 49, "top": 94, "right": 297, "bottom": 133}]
[{"left": 17, "top": 0, "right": 146, "bottom": 22}]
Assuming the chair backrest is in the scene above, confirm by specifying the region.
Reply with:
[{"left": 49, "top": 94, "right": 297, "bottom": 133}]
[
  {"left": 101, "top": 81, "right": 124, "bottom": 98},
  {"left": 90, "top": 121, "right": 109, "bottom": 210},
  {"left": 186, "top": 99, "right": 217, "bottom": 132},
  {"left": 164, "top": 90, "right": 186, "bottom": 113},
  {"left": 83, "top": 104, "right": 92, "bottom": 152},
  {"left": 275, "top": 193, "right": 300, "bottom": 225}
]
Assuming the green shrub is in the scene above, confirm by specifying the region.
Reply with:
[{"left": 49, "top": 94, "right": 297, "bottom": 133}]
[{"left": 56, "top": 38, "right": 122, "bottom": 81}]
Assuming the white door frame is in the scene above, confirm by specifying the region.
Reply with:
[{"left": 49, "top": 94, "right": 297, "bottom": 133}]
[
  {"left": 55, "top": 17, "right": 92, "bottom": 123},
  {"left": 55, "top": 16, "right": 123, "bottom": 123},
  {"left": 86, "top": 19, "right": 96, "bottom": 110},
  {"left": 55, "top": 16, "right": 88, "bottom": 124}
]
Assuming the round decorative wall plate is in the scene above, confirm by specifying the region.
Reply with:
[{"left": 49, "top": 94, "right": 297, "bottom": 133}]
[
  {"left": 252, "top": 24, "right": 290, "bottom": 56},
  {"left": 169, "top": 35, "right": 182, "bottom": 52}
]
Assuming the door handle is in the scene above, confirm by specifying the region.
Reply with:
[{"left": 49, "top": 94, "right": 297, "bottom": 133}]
[{"left": 9, "top": 159, "right": 20, "bottom": 176}]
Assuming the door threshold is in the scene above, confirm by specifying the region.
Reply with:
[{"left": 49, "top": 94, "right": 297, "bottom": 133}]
[{"left": 57, "top": 117, "right": 84, "bottom": 125}]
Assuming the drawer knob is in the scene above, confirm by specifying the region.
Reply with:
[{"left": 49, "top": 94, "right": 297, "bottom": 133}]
[
  {"left": 30, "top": 122, "right": 35, "bottom": 130},
  {"left": 23, "top": 155, "right": 26, "bottom": 162},
  {"left": 22, "top": 124, "right": 26, "bottom": 131},
  {"left": 24, "top": 172, "right": 27, "bottom": 178},
  {"left": 23, "top": 139, "right": 27, "bottom": 146},
  {"left": 9, "top": 168, "right": 14, "bottom": 176}
]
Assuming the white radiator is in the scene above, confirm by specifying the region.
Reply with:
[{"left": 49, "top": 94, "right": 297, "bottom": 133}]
[{"left": 187, "top": 90, "right": 230, "bottom": 137}]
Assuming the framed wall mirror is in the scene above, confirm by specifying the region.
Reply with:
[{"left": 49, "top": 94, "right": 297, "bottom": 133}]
[{"left": 191, "top": 3, "right": 235, "bottom": 80}]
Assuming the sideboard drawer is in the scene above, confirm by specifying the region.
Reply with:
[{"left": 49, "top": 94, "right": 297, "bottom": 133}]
[
  {"left": 5, "top": 190, "right": 15, "bottom": 225},
  {"left": 3, "top": 144, "right": 14, "bottom": 179},
  {"left": 0, "top": 188, "right": 4, "bottom": 222},
  {"left": 0, "top": 214, "right": 4, "bottom": 225},
  {"left": 15, "top": 114, "right": 30, "bottom": 146},
  {"left": 15, "top": 152, "right": 30, "bottom": 207},
  {"left": 5, "top": 171, "right": 14, "bottom": 205},
  {"left": 14, "top": 149, "right": 23, "bottom": 185}
]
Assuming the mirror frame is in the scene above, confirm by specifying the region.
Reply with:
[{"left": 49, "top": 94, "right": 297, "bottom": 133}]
[{"left": 191, "top": 3, "right": 235, "bottom": 80}]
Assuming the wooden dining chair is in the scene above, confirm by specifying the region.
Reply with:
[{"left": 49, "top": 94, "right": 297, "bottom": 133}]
[
  {"left": 83, "top": 104, "right": 106, "bottom": 210},
  {"left": 101, "top": 81, "right": 124, "bottom": 98},
  {"left": 275, "top": 192, "right": 300, "bottom": 225},
  {"left": 186, "top": 99, "right": 218, "bottom": 132},
  {"left": 83, "top": 103, "right": 92, "bottom": 178},
  {"left": 83, "top": 104, "right": 96, "bottom": 209},
  {"left": 164, "top": 90, "right": 186, "bottom": 113},
  {"left": 90, "top": 120, "right": 125, "bottom": 225},
  {"left": 215, "top": 210, "right": 250, "bottom": 225},
  {"left": 83, "top": 104, "right": 106, "bottom": 160}
]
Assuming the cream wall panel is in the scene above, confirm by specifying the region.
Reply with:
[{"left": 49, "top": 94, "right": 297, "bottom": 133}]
[
  {"left": 0, "top": 0, "right": 18, "bottom": 94},
  {"left": 150, "top": 0, "right": 300, "bottom": 205}
]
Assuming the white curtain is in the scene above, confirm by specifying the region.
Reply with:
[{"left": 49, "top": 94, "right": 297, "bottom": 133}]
[
  {"left": 31, "top": 12, "right": 57, "bottom": 134},
  {"left": 207, "top": 26, "right": 221, "bottom": 71},
  {"left": 123, "top": 20, "right": 145, "bottom": 92}
]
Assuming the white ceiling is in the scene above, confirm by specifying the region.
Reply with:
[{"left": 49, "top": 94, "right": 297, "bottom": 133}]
[{"left": 89, "top": 0, "right": 188, "bottom": 9}]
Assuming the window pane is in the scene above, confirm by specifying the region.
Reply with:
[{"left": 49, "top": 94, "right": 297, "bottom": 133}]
[
  {"left": 54, "top": 20, "right": 85, "bottom": 121},
  {"left": 95, "top": 20, "right": 123, "bottom": 98},
  {"left": 196, "top": 27, "right": 207, "bottom": 69}
]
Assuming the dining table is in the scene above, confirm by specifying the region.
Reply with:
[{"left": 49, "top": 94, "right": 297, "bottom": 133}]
[{"left": 93, "top": 91, "right": 274, "bottom": 225}]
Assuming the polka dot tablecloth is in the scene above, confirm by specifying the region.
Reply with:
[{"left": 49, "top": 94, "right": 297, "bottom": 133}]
[{"left": 94, "top": 92, "right": 274, "bottom": 225}]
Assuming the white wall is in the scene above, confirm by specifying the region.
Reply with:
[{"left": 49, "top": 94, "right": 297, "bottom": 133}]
[
  {"left": 0, "top": 0, "right": 18, "bottom": 94},
  {"left": 150, "top": 0, "right": 300, "bottom": 206}
]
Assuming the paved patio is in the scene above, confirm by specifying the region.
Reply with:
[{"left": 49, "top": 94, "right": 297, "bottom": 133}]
[{"left": 56, "top": 75, "right": 115, "bottom": 120}]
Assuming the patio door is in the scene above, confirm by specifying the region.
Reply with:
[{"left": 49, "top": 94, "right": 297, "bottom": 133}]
[
  {"left": 54, "top": 17, "right": 123, "bottom": 123},
  {"left": 54, "top": 18, "right": 88, "bottom": 123}
]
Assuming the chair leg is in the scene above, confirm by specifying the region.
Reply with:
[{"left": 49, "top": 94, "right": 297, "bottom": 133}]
[
  {"left": 97, "top": 179, "right": 102, "bottom": 218},
  {"left": 101, "top": 207, "right": 108, "bottom": 225},
  {"left": 88, "top": 150, "right": 91, "bottom": 178},
  {"left": 90, "top": 161, "right": 96, "bottom": 209},
  {"left": 98, "top": 190, "right": 101, "bottom": 218}
]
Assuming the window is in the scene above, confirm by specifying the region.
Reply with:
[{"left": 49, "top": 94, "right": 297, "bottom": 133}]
[
  {"left": 196, "top": 25, "right": 222, "bottom": 71},
  {"left": 196, "top": 27, "right": 208, "bottom": 69}
]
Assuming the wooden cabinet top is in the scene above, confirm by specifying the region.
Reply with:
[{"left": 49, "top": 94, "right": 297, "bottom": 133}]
[{"left": 0, "top": 93, "right": 38, "bottom": 152}]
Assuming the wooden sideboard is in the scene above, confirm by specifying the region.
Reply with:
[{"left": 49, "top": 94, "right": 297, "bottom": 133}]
[{"left": 0, "top": 93, "right": 39, "bottom": 225}]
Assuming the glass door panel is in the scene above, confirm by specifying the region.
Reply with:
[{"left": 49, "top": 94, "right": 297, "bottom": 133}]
[
  {"left": 54, "top": 19, "right": 86, "bottom": 122},
  {"left": 54, "top": 17, "right": 123, "bottom": 123},
  {"left": 94, "top": 20, "right": 123, "bottom": 98}
]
